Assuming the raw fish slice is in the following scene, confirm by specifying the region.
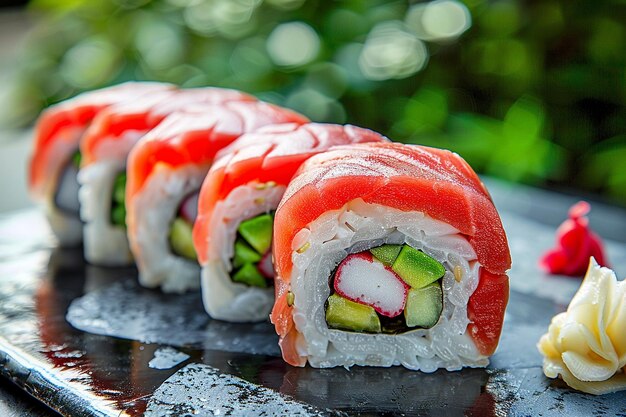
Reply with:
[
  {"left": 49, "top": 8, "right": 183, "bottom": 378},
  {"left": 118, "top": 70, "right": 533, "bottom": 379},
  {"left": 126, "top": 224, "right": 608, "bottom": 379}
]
[
  {"left": 81, "top": 88, "right": 254, "bottom": 166},
  {"left": 125, "top": 101, "right": 304, "bottom": 199},
  {"left": 29, "top": 82, "right": 173, "bottom": 197},
  {"left": 274, "top": 142, "right": 510, "bottom": 279}
]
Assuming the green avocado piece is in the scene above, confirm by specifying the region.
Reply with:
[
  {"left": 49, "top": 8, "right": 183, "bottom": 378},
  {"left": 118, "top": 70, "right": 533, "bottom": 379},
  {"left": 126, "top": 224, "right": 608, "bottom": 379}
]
[
  {"left": 233, "top": 239, "right": 262, "bottom": 269},
  {"left": 72, "top": 151, "right": 81, "bottom": 168},
  {"left": 404, "top": 282, "right": 443, "bottom": 329},
  {"left": 238, "top": 213, "right": 273, "bottom": 255},
  {"left": 325, "top": 294, "right": 381, "bottom": 333},
  {"left": 113, "top": 172, "right": 126, "bottom": 204},
  {"left": 232, "top": 263, "right": 267, "bottom": 288},
  {"left": 169, "top": 217, "right": 197, "bottom": 260},
  {"left": 111, "top": 204, "right": 126, "bottom": 228},
  {"left": 392, "top": 246, "right": 445, "bottom": 288},
  {"left": 370, "top": 244, "right": 402, "bottom": 266}
]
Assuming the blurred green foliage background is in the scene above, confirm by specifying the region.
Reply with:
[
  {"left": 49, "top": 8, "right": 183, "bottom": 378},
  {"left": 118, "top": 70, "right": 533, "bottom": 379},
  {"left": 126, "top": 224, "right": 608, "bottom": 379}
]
[{"left": 3, "top": 0, "right": 626, "bottom": 205}]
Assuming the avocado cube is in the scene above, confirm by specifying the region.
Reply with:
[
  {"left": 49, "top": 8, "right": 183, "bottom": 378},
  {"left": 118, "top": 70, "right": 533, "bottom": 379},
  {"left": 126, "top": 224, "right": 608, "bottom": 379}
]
[
  {"left": 111, "top": 204, "right": 126, "bottom": 228},
  {"left": 233, "top": 239, "right": 262, "bottom": 269},
  {"left": 169, "top": 217, "right": 197, "bottom": 260},
  {"left": 370, "top": 244, "right": 402, "bottom": 266},
  {"left": 404, "top": 282, "right": 443, "bottom": 329},
  {"left": 392, "top": 246, "right": 445, "bottom": 288},
  {"left": 72, "top": 151, "right": 82, "bottom": 168},
  {"left": 238, "top": 213, "right": 273, "bottom": 255},
  {"left": 325, "top": 294, "right": 381, "bottom": 333},
  {"left": 232, "top": 263, "right": 267, "bottom": 288},
  {"left": 113, "top": 172, "right": 126, "bottom": 204}
]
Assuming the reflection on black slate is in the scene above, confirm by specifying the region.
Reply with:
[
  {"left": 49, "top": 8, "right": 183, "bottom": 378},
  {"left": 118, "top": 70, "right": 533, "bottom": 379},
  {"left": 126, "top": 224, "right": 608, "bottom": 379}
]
[
  {"left": 148, "top": 347, "right": 190, "bottom": 370},
  {"left": 0, "top": 209, "right": 625, "bottom": 416},
  {"left": 0, "top": 376, "right": 59, "bottom": 417},
  {"left": 145, "top": 363, "right": 328, "bottom": 417},
  {"left": 66, "top": 279, "right": 281, "bottom": 357}
]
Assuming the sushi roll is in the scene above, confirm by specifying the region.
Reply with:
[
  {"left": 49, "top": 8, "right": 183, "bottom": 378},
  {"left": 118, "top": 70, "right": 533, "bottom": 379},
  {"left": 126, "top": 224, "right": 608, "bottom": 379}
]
[
  {"left": 193, "top": 123, "right": 388, "bottom": 322},
  {"left": 78, "top": 87, "right": 254, "bottom": 266},
  {"left": 125, "top": 101, "right": 308, "bottom": 293},
  {"left": 28, "top": 82, "right": 173, "bottom": 246},
  {"left": 270, "top": 142, "right": 511, "bottom": 370}
]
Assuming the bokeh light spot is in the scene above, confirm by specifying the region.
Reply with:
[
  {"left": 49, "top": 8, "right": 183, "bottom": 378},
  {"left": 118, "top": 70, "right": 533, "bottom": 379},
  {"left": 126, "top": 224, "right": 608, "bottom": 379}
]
[
  {"left": 359, "top": 22, "right": 428, "bottom": 81},
  {"left": 184, "top": 2, "right": 218, "bottom": 35},
  {"left": 265, "top": 0, "right": 306, "bottom": 11},
  {"left": 165, "top": 0, "right": 202, "bottom": 7},
  {"left": 135, "top": 18, "right": 185, "bottom": 71},
  {"left": 184, "top": 0, "right": 260, "bottom": 38},
  {"left": 60, "top": 36, "right": 119, "bottom": 88},
  {"left": 267, "top": 22, "right": 320, "bottom": 67},
  {"left": 406, "top": 0, "right": 471, "bottom": 41}
]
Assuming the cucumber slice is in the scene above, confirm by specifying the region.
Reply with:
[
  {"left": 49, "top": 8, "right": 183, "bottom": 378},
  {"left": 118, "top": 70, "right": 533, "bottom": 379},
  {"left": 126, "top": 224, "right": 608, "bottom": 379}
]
[
  {"left": 233, "top": 239, "right": 262, "bottom": 269},
  {"left": 169, "top": 217, "right": 197, "bottom": 260},
  {"left": 111, "top": 204, "right": 126, "bottom": 228},
  {"left": 232, "top": 263, "right": 267, "bottom": 288},
  {"left": 238, "top": 213, "right": 273, "bottom": 255},
  {"left": 370, "top": 244, "right": 402, "bottom": 266},
  {"left": 404, "top": 282, "right": 443, "bottom": 329},
  {"left": 113, "top": 172, "right": 126, "bottom": 204},
  {"left": 325, "top": 294, "right": 381, "bottom": 333},
  {"left": 392, "top": 246, "right": 445, "bottom": 288},
  {"left": 72, "top": 151, "right": 82, "bottom": 168},
  {"left": 110, "top": 172, "right": 127, "bottom": 227}
]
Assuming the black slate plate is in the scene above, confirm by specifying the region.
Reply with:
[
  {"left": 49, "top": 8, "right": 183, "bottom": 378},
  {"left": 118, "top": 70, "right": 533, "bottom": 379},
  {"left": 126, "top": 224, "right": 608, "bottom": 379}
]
[{"left": 0, "top": 209, "right": 625, "bottom": 416}]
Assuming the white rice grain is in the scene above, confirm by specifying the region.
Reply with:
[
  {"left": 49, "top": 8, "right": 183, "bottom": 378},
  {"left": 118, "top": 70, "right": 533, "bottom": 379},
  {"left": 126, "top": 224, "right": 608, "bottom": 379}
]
[{"left": 79, "top": 159, "right": 133, "bottom": 266}]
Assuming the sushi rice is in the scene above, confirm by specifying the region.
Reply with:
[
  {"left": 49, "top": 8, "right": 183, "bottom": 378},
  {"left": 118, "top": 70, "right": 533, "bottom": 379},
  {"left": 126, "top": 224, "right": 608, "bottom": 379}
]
[
  {"left": 201, "top": 181, "right": 286, "bottom": 322},
  {"left": 78, "top": 130, "right": 145, "bottom": 265},
  {"left": 42, "top": 129, "right": 84, "bottom": 246},
  {"left": 129, "top": 164, "right": 207, "bottom": 293}
]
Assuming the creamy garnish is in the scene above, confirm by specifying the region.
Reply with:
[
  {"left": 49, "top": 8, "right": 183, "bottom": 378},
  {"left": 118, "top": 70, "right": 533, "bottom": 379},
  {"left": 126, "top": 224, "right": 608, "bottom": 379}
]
[{"left": 537, "top": 258, "right": 626, "bottom": 394}]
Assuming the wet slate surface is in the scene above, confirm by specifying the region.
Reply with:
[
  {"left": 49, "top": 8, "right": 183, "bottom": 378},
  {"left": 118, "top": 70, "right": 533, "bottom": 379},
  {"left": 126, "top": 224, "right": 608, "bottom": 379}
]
[
  {"left": 0, "top": 376, "right": 58, "bottom": 417},
  {"left": 0, "top": 194, "right": 625, "bottom": 416}
]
